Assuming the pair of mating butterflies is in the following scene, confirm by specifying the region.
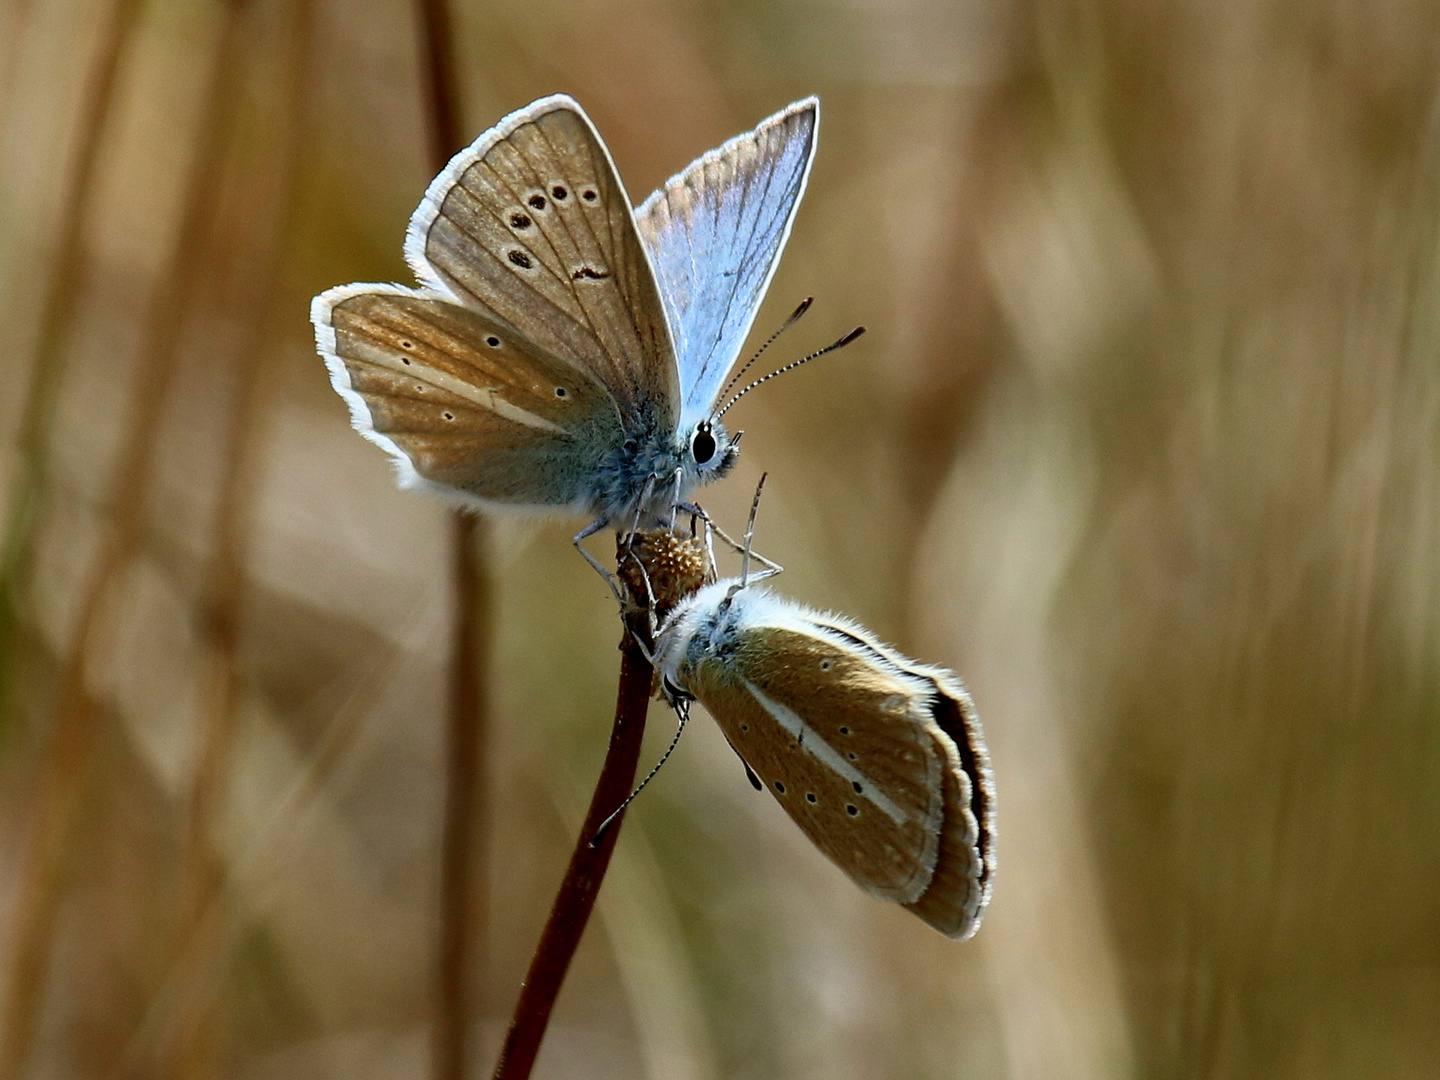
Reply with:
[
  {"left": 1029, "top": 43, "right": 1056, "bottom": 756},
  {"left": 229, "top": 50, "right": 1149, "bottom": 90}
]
[{"left": 311, "top": 95, "right": 994, "bottom": 938}]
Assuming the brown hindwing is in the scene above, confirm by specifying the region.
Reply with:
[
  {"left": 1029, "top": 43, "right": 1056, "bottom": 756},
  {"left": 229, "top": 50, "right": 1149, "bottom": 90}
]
[
  {"left": 692, "top": 626, "right": 945, "bottom": 903},
  {"left": 901, "top": 671, "right": 994, "bottom": 937},
  {"left": 327, "top": 288, "right": 622, "bottom": 505}
]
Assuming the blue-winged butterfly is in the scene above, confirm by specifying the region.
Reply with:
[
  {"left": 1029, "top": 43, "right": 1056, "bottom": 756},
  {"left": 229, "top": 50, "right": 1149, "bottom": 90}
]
[{"left": 311, "top": 95, "right": 840, "bottom": 558}]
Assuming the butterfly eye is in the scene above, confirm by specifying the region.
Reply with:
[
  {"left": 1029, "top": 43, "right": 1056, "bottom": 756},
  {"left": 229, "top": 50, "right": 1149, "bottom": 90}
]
[{"left": 692, "top": 422, "right": 716, "bottom": 465}]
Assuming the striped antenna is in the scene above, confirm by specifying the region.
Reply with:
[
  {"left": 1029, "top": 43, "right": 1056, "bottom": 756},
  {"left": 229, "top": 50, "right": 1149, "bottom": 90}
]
[
  {"left": 717, "top": 325, "right": 866, "bottom": 419},
  {"left": 719, "top": 297, "right": 813, "bottom": 403}
]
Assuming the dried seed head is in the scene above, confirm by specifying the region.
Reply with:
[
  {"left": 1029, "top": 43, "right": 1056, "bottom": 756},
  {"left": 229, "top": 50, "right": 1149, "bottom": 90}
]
[{"left": 616, "top": 531, "right": 710, "bottom": 623}]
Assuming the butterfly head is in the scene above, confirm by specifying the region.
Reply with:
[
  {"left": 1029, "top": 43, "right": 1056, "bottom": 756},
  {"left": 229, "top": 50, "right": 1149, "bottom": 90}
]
[
  {"left": 684, "top": 418, "right": 739, "bottom": 486},
  {"left": 589, "top": 414, "right": 739, "bottom": 525},
  {"left": 653, "top": 577, "right": 769, "bottom": 699}
]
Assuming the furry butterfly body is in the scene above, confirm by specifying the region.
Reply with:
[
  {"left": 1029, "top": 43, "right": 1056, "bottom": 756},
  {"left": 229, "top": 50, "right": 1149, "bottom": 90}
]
[
  {"left": 311, "top": 95, "right": 818, "bottom": 530},
  {"left": 655, "top": 580, "right": 995, "bottom": 939}
]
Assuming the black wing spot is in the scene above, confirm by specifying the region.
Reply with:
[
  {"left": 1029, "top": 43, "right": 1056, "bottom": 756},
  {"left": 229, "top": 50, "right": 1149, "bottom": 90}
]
[
  {"left": 551, "top": 184, "right": 568, "bottom": 200},
  {"left": 508, "top": 249, "right": 534, "bottom": 269},
  {"left": 741, "top": 724, "right": 749, "bottom": 732},
  {"left": 851, "top": 781, "right": 863, "bottom": 794},
  {"left": 442, "top": 411, "right": 454, "bottom": 421},
  {"left": 572, "top": 266, "right": 610, "bottom": 280},
  {"left": 847, "top": 752, "right": 858, "bottom": 761},
  {"left": 839, "top": 726, "right": 850, "bottom": 736},
  {"left": 414, "top": 384, "right": 425, "bottom": 392},
  {"left": 554, "top": 387, "right": 568, "bottom": 398},
  {"left": 820, "top": 658, "right": 832, "bottom": 671},
  {"left": 805, "top": 792, "right": 817, "bottom": 804},
  {"left": 399, "top": 338, "right": 414, "bottom": 350},
  {"left": 774, "top": 781, "right": 786, "bottom": 794},
  {"left": 845, "top": 804, "right": 859, "bottom": 817},
  {"left": 528, "top": 193, "right": 547, "bottom": 210},
  {"left": 401, "top": 357, "right": 411, "bottom": 366},
  {"left": 581, "top": 188, "right": 598, "bottom": 201},
  {"left": 510, "top": 212, "right": 532, "bottom": 229},
  {"left": 485, "top": 335, "right": 501, "bottom": 348}
]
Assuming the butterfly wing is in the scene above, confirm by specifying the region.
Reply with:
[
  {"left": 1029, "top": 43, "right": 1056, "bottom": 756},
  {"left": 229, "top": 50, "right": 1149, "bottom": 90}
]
[
  {"left": 901, "top": 673, "right": 994, "bottom": 939},
  {"left": 689, "top": 621, "right": 944, "bottom": 905},
  {"left": 313, "top": 284, "right": 624, "bottom": 509},
  {"left": 808, "top": 624, "right": 995, "bottom": 938},
  {"left": 635, "top": 98, "right": 818, "bottom": 431},
  {"left": 405, "top": 94, "right": 678, "bottom": 432}
]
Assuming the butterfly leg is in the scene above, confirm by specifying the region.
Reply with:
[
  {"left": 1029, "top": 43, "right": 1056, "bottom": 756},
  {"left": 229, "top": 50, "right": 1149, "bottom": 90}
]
[
  {"left": 615, "top": 541, "right": 660, "bottom": 631},
  {"left": 700, "top": 517, "right": 719, "bottom": 582},
  {"left": 665, "top": 468, "right": 685, "bottom": 535},
  {"left": 573, "top": 517, "right": 626, "bottom": 608},
  {"left": 621, "top": 473, "right": 660, "bottom": 540},
  {"left": 676, "top": 502, "right": 784, "bottom": 580}
]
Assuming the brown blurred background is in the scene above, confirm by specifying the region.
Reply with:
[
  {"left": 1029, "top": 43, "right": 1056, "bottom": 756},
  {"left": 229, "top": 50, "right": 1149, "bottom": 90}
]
[{"left": 3, "top": 0, "right": 1439, "bottom": 1077}]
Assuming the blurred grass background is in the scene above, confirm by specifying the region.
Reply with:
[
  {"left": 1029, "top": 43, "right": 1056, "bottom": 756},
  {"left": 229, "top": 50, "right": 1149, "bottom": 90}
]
[{"left": 2, "top": 0, "right": 1439, "bottom": 1077}]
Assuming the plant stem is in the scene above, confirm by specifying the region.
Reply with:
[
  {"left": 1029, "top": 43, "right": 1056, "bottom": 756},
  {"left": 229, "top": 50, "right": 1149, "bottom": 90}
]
[
  {"left": 0, "top": 6, "right": 249, "bottom": 1076},
  {"left": 490, "top": 583, "right": 656, "bottom": 1080},
  {"left": 0, "top": 0, "right": 142, "bottom": 731},
  {"left": 436, "top": 511, "right": 491, "bottom": 1080},
  {"left": 413, "top": 2, "right": 494, "bottom": 1077}
]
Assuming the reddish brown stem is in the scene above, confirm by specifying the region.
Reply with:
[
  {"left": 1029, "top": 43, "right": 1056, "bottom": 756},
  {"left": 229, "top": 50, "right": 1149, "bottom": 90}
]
[
  {"left": 413, "top": 2, "right": 493, "bottom": 1077},
  {"left": 490, "top": 604, "right": 654, "bottom": 1080}
]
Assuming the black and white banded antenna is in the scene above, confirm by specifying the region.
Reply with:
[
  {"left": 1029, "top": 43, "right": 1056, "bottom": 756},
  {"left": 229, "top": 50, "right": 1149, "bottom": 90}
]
[
  {"left": 591, "top": 700, "right": 691, "bottom": 845},
  {"left": 716, "top": 325, "right": 866, "bottom": 420},
  {"left": 719, "top": 297, "right": 814, "bottom": 404}
]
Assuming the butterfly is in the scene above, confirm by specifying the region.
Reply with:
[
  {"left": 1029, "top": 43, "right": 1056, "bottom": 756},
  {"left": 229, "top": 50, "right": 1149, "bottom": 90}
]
[
  {"left": 310, "top": 94, "right": 830, "bottom": 568},
  {"left": 652, "top": 576, "right": 995, "bottom": 939}
]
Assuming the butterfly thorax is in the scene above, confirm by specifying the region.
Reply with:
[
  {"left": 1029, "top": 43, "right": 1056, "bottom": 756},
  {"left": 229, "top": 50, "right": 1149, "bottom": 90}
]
[
  {"left": 655, "top": 579, "right": 764, "bottom": 697},
  {"left": 584, "top": 413, "right": 737, "bottom": 526},
  {"left": 654, "top": 581, "right": 729, "bottom": 691}
]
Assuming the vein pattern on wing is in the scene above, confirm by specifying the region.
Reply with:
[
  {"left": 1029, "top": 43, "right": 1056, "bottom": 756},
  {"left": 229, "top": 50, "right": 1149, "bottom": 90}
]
[
  {"left": 743, "top": 681, "right": 909, "bottom": 826},
  {"left": 637, "top": 99, "right": 817, "bottom": 429},
  {"left": 411, "top": 99, "right": 678, "bottom": 431}
]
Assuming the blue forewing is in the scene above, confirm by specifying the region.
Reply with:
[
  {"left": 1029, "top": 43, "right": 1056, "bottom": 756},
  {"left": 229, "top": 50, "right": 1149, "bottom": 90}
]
[{"left": 636, "top": 99, "right": 819, "bottom": 434}]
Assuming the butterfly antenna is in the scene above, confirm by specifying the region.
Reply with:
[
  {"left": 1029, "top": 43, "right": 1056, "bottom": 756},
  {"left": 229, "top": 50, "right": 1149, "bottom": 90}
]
[
  {"left": 591, "top": 701, "right": 691, "bottom": 845},
  {"left": 717, "top": 325, "right": 866, "bottom": 419},
  {"left": 719, "top": 297, "right": 813, "bottom": 402},
  {"left": 739, "top": 472, "right": 767, "bottom": 589}
]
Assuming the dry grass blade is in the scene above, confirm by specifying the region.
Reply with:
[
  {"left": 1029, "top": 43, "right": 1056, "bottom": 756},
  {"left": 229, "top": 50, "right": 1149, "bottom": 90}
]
[
  {"left": 165, "top": 1, "right": 315, "bottom": 1075},
  {"left": 0, "top": 0, "right": 143, "bottom": 742},
  {"left": 0, "top": 4, "right": 254, "bottom": 1076},
  {"left": 413, "top": 0, "right": 495, "bottom": 1076}
]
